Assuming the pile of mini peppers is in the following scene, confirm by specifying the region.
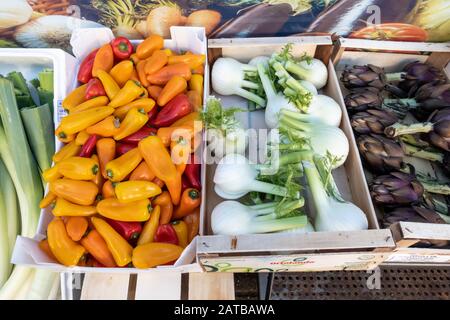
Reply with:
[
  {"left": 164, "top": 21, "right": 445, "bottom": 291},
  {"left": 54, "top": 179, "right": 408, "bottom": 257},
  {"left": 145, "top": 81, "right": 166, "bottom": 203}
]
[{"left": 38, "top": 35, "right": 204, "bottom": 269}]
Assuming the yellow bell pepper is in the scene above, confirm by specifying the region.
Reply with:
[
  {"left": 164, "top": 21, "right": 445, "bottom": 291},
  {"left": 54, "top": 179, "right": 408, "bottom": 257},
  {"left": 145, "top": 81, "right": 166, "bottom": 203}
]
[
  {"left": 108, "top": 80, "right": 144, "bottom": 108},
  {"left": 52, "top": 197, "right": 97, "bottom": 217},
  {"left": 189, "top": 74, "right": 203, "bottom": 104},
  {"left": 110, "top": 60, "right": 134, "bottom": 87},
  {"left": 75, "top": 131, "right": 90, "bottom": 146},
  {"left": 91, "top": 154, "right": 104, "bottom": 189},
  {"left": 57, "top": 156, "right": 99, "bottom": 180},
  {"left": 171, "top": 220, "right": 188, "bottom": 248},
  {"left": 91, "top": 217, "right": 133, "bottom": 266},
  {"left": 52, "top": 141, "right": 81, "bottom": 163},
  {"left": 168, "top": 54, "right": 206, "bottom": 69},
  {"left": 97, "top": 198, "right": 151, "bottom": 222},
  {"left": 59, "top": 107, "right": 115, "bottom": 135},
  {"left": 49, "top": 178, "right": 99, "bottom": 206},
  {"left": 47, "top": 218, "right": 86, "bottom": 266},
  {"left": 39, "top": 191, "right": 57, "bottom": 209},
  {"left": 86, "top": 115, "right": 121, "bottom": 137},
  {"left": 62, "top": 84, "right": 87, "bottom": 112},
  {"left": 132, "top": 242, "right": 183, "bottom": 269},
  {"left": 137, "top": 205, "right": 160, "bottom": 245},
  {"left": 113, "top": 108, "right": 149, "bottom": 140},
  {"left": 138, "top": 136, "right": 181, "bottom": 205},
  {"left": 105, "top": 148, "right": 142, "bottom": 182},
  {"left": 170, "top": 112, "right": 200, "bottom": 127},
  {"left": 97, "top": 70, "right": 120, "bottom": 100},
  {"left": 70, "top": 96, "right": 109, "bottom": 114},
  {"left": 42, "top": 165, "right": 62, "bottom": 182},
  {"left": 113, "top": 98, "right": 156, "bottom": 120},
  {"left": 55, "top": 125, "right": 75, "bottom": 143},
  {"left": 115, "top": 181, "right": 161, "bottom": 203}
]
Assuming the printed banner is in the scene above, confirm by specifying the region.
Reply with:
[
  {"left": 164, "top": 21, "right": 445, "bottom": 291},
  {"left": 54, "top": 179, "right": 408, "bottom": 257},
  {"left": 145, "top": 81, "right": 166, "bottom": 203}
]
[{"left": 0, "top": 1, "right": 449, "bottom": 52}]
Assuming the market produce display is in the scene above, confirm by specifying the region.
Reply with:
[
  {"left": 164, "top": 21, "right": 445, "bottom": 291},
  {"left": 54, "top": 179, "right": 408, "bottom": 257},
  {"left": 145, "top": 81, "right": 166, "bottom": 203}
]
[
  {"left": 341, "top": 61, "right": 450, "bottom": 229},
  {"left": 37, "top": 34, "right": 204, "bottom": 268},
  {"left": 209, "top": 44, "right": 368, "bottom": 236}
]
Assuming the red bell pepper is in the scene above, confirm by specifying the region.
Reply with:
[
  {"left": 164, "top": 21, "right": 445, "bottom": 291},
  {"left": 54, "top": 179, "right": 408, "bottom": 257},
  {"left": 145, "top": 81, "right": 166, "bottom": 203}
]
[
  {"left": 184, "top": 153, "right": 201, "bottom": 190},
  {"left": 147, "top": 105, "right": 159, "bottom": 123},
  {"left": 110, "top": 37, "right": 133, "bottom": 60},
  {"left": 148, "top": 94, "right": 191, "bottom": 127},
  {"left": 182, "top": 175, "right": 190, "bottom": 193},
  {"left": 79, "top": 135, "right": 98, "bottom": 158},
  {"left": 154, "top": 224, "right": 178, "bottom": 245},
  {"left": 105, "top": 218, "right": 142, "bottom": 242},
  {"left": 116, "top": 142, "right": 136, "bottom": 156},
  {"left": 77, "top": 48, "right": 98, "bottom": 84},
  {"left": 85, "top": 78, "right": 106, "bottom": 100},
  {"left": 121, "top": 126, "right": 157, "bottom": 144}
]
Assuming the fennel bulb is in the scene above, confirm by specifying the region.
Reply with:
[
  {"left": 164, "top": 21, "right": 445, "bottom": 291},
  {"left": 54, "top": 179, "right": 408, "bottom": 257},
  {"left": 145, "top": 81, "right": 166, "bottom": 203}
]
[
  {"left": 203, "top": 97, "right": 248, "bottom": 159},
  {"left": 278, "top": 221, "right": 315, "bottom": 233},
  {"left": 214, "top": 154, "right": 300, "bottom": 199},
  {"left": 0, "top": 1, "right": 32, "bottom": 29},
  {"left": 303, "top": 161, "right": 368, "bottom": 232},
  {"left": 284, "top": 58, "right": 328, "bottom": 89},
  {"left": 279, "top": 112, "right": 349, "bottom": 168},
  {"left": 211, "top": 200, "right": 307, "bottom": 235},
  {"left": 211, "top": 57, "right": 266, "bottom": 107}
]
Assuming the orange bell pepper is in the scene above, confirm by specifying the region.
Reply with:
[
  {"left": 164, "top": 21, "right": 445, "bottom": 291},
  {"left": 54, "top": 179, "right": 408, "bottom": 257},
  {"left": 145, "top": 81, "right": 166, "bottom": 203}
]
[
  {"left": 97, "top": 70, "right": 120, "bottom": 100},
  {"left": 147, "top": 85, "right": 163, "bottom": 100},
  {"left": 153, "top": 191, "right": 173, "bottom": 225},
  {"left": 136, "top": 60, "right": 149, "bottom": 87},
  {"left": 113, "top": 108, "right": 149, "bottom": 141},
  {"left": 102, "top": 180, "right": 116, "bottom": 199},
  {"left": 172, "top": 188, "right": 201, "bottom": 220},
  {"left": 152, "top": 177, "right": 165, "bottom": 189},
  {"left": 157, "top": 76, "right": 187, "bottom": 107},
  {"left": 136, "top": 35, "right": 164, "bottom": 59},
  {"left": 52, "top": 197, "right": 97, "bottom": 217},
  {"left": 75, "top": 131, "right": 90, "bottom": 146},
  {"left": 168, "top": 54, "right": 205, "bottom": 69},
  {"left": 113, "top": 98, "right": 156, "bottom": 120},
  {"left": 39, "top": 191, "right": 57, "bottom": 209},
  {"left": 130, "top": 67, "right": 139, "bottom": 82},
  {"left": 47, "top": 218, "right": 86, "bottom": 266},
  {"left": 130, "top": 161, "right": 155, "bottom": 181},
  {"left": 57, "top": 156, "right": 99, "bottom": 180},
  {"left": 105, "top": 147, "right": 142, "bottom": 182},
  {"left": 38, "top": 239, "right": 56, "bottom": 261},
  {"left": 70, "top": 96, "right": 109, "bottom": 114},
  {"left": 186, "top": 90, "right": 202, "bottom": 112},
  {"left": 171, "top": 134, "right": 191, "bottom": 174},
  {"left": 65, "top": 216, "right": 89, "bottom": 241},
  {"left": 115, "top": 180, "right": 161, "bottom": 203},
  {"left": 171, "top": 220, "right": 188, "bottom": 248},
  {"left": 138, "top": 136, "right": 181, "bottom": 205},
  {"left": 130, "top": 53, "right": 140, "bottom": 65},
  {"left": 144, "top": 50, "right": 168, "bottom": 75},
  {"left": 52, "top": 141, "right": 81, "bottom": 163},
  {"left": 91, "top": 217, "right": 133, "bottom": 267},
  {"left": 80, "top": 230, "right": 116, "bottom": 267},
  {"left": 55, "top": 125, "right": 75, "bottom": 143},
  {"left": 137, "top": 205, "right": 160, "bottom": 245},
  {"left": 108, "top": 80, "right": 144, "bottom": 108},
  {"left": 49, "top": 178, "right": 99, "bottom": 206},
  {"left": 157, "top": 126, "right": 193, "bottom": 147},
  {"left": 183, "top": 208, "right": 200, "bottom": 242},
  {"left": 147, "top": 63, "right": 191, "bottom": 86},
  {"left": 42, "top": 165, "right": 62, "bottom": 183},
  {"left": 59, "top": 106, "right": 115, "bottom": 135},
  {"left": 97, "top": 198, "right": 151, "bottom": 222},
  {"left": 110, "top": 60, "right": 134, "bottom": 87},
  {"left": 132, "top": 242, "right": 183, "bottom": 269},
  {"left": 91, "top": 154, "right": 104, "bottom": 189},
  {"left": 85, "top": 115, "right": 120, "bottom": 137},
  {"left": 92, "top": 44, "right": 114, "bottom": 77},
  {"left": 62, "top": 84, "right": 87, "bottom": 112},
  {"left": 192, "top": 64, "right": 204, "bottom": 75},
  {"left": 170, "top": 112, "right": 200, "bottom": 127},
  {"left": 189, "top": 74, "right": 203, "bottom": 103},
  {"left": 96, "top": 138, "right": 116, "bottom": 179}
]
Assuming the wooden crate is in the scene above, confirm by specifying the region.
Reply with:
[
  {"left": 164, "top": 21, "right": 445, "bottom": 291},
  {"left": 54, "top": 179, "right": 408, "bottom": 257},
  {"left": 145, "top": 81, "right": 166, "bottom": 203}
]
[
  {"left": 332, "top": 38, "right": 450, "bottom": 266},
  {"left": 196, "top": 36, "right": 396, "bottom": 273}
]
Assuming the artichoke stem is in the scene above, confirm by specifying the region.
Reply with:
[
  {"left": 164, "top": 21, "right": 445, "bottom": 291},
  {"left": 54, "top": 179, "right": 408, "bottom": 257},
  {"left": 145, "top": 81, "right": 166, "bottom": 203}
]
[
  {"left": 420, "top": 181, "right": 450, "bottom": 195},
  {"left": 402, "top": 142, "right": 444, "bottom": 162},
  {"left": 385, "top": 72, "right": 407, "bottom": 82},
  {"left": 385, "top": 122, "right": 433, "bottom": 137}
]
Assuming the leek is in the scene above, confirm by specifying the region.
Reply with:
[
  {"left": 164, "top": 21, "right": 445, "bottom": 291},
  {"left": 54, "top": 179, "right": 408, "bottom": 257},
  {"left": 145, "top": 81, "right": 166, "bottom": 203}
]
[
  {"left": 0, "top": 159, "right": 10, "bottom": 287},
  {"left": 0, "top": 156, "right": 18, "bottom": 258}
]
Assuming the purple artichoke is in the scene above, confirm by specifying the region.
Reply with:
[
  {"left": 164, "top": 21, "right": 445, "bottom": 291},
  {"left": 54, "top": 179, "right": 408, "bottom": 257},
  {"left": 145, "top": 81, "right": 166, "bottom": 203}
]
[
  {"left": 351, "top": 109, "right": 398, "bottom": 135},
  {"left": 370, "top": 172, "right": 424, "bottom": 206},
  {"left": 341, "top": 64, "right": 386, "bottom": 89}
]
